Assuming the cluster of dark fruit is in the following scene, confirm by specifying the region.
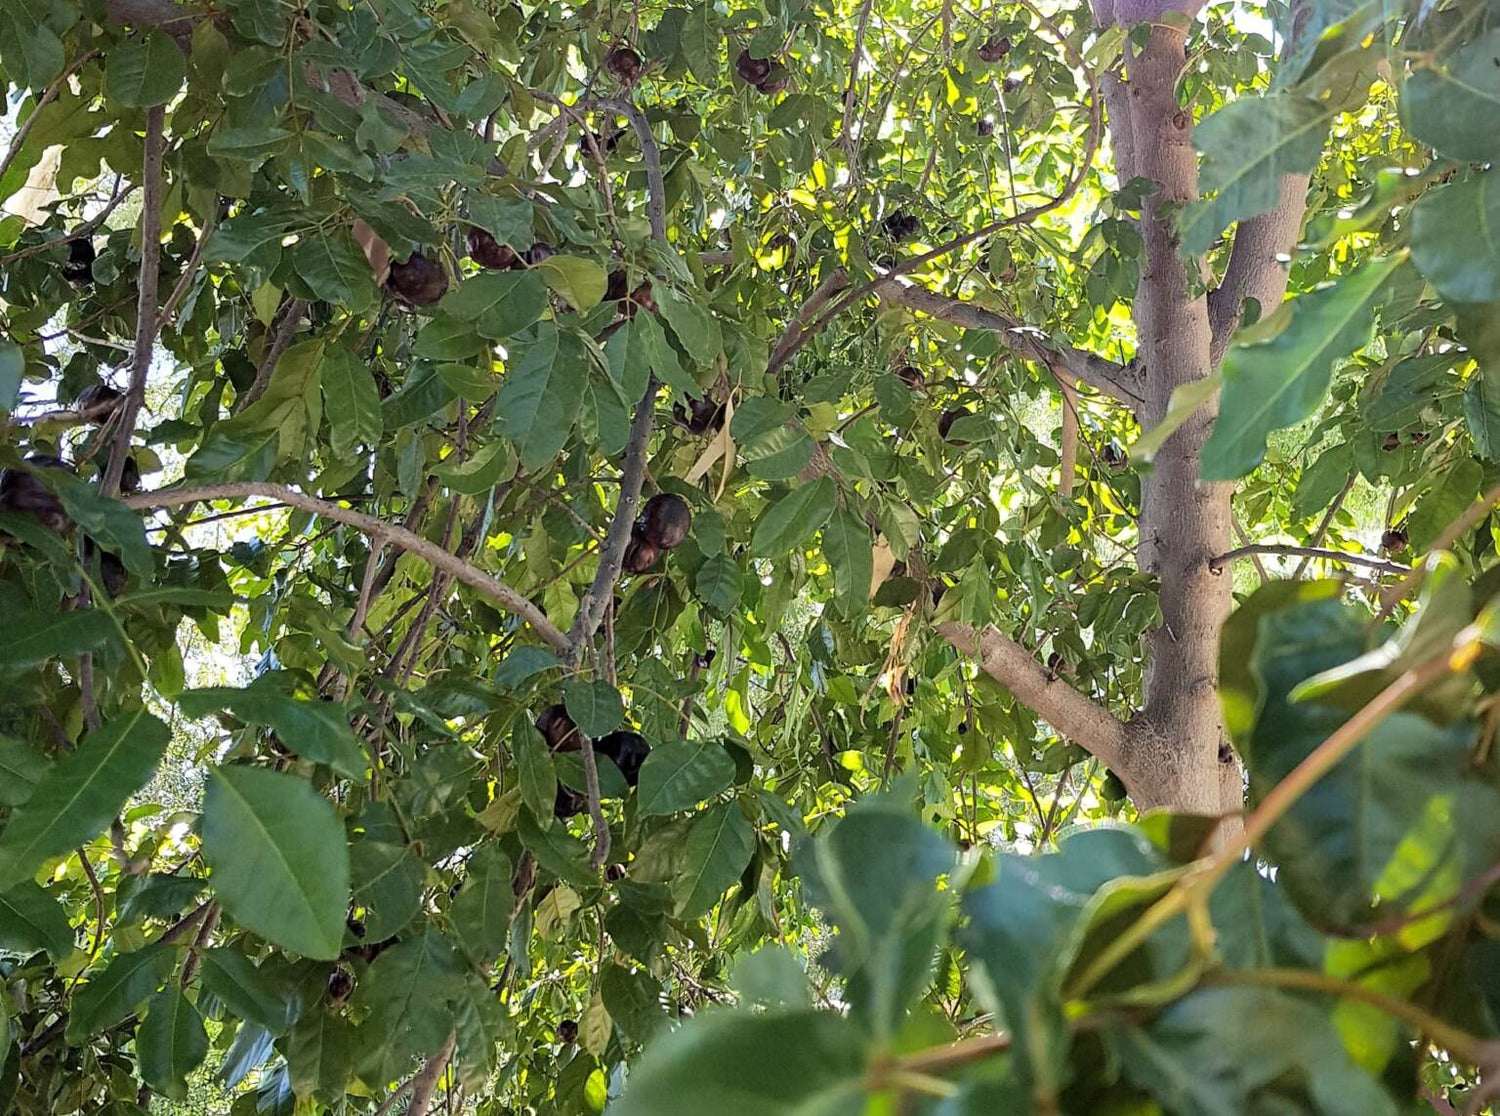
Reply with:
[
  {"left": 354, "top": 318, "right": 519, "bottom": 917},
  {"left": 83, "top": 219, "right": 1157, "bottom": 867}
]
[
  {"left": 535, "top": 703, "right": 652, "bottom": 818},
  {"left": 622, "top": 492, "right": 692, "bottom": 575},
  {"left": 1380, "top": 430, "right": 1429, "bottom": 452},
  {"left": 464, "top": 227, "right": 556, "bottom": 275},
  {"left": 62, "top": 238, "right": 95, "bottom": 287},
  {"left": 671, "top": 393, "right": 726, "bottom": 436},
  {"left": 605, "top": 268, "right": 657, "bottom": 317},
  {"left": 881, "top": 210, "right": 922, "bottom": 242},
  {"left": 0, "top": 453, "right": 135, "bottom": 595},
  {"left": 604, "top": 45, "right": 643, "bottom": 85},
  {"left": 735, "top": 50, "right": 790, "bottom": 95},
  {"left": 1381, "top": 527, "right": 1408, "bottom": 554},
  {"left": 977, "top": 34, "right": 1012, "bottom": 62}
]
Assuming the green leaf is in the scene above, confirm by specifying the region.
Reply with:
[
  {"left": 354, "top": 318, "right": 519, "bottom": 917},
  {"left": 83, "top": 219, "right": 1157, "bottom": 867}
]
[
  {"left": 1177, "top": 93, "right": 1331, "bottom": 255},
  {"left": 609, "top": 1009, "right": 864, "bottom": 1116},
  {"left": 293, "top": 232, "right": 376, "bottom": 312},
  {"left": 495, "top": 327, "right": 587, "bottom": 469},
  {"left": 104, "top": 30, "right": 185, "bottom": 107},
  {"left": 198, "top": 947, "right": 296, "bottom": 1035},
  {"left": 180, "top": 679, "right": 367, "bottom": 778},
  {"left": 821, "top": 507, "right": 872, "bottom": 614},
  {"left": 635, "top": 311, "right": 701, "bottom": 399},
  {"left": 1465, "top": 365, "right": 1500, "bottom": 461},
  {"left": 672, "top": 802, "right": 754, "bottom": 919},
  {"left": 353, "top": 929, "right": 466, "bottom": 1083},
  {"left": 450, "top": 844, "right": 513, "bottom": 968},
  {"left": 136, "top": 988, "right": 208, "bottom": 1101},
  {"left": 636, "top": 740, "right": 736, "bottom": 816},
  {"left": 206, "top": 124, "right": 294, "bottom": 165},
  {"left": 1402, "top": 29, "right": 1500, "bottom": 162},
  {"left": 0, "top": 735, "right": 49, "bottom": 807},
  {"left": 0, "top": 710, "right": 169, "bottom": 891},
  {"left": 563, "top": 678, "right": 624, "bottom": 737},
  {"left": 606, "top": 314, "right": 652, "bottom": 401},
  {"left": 0, "top": 608, "right": 114, "bottom": 670},
  {"left": 65, "top": 943, "right": 174, "bottom": 1043},
  {"left": 600, "top": 962, "right": 664, "bottom": 1042},
  {"left": 695, "top": 553, "right": 743, "bottom": 613},
  {"left": 453, "top": 973, "right": 508, "bottom": 1090},
  {"left": 349, "top": 840, "right": 424, "bottom": 942},
  {"left": 282, "top": 1009, "right": 357, "bottom": 1104},
  {"left": 1411, "top": 172, "right": 1500, "bottom": 304},
  {"left": 439, "top": 271, "right": 547, "bottom": 339},
  {"left": 752, "top": 478, "right": 837, "bottom": 556},
  {"left": 0, "top": 337, "right": 23, "bottom": 412},
  {"left": 465, "top": 192, "right": 533, "bottom": 248},
  {"left": 657, "top": 286, "right": 723, "bottom": 367},
  {"left": 202, "top": 766, "right": 350, "bottom": 960},
  {"left": 678, "top": 2, "right": 718, "bottom": 85},
  {"left": 740, "top": 423, "right": 815, "bottom": 481},
  {"left": 433, "top": 439, "right": 514, "bottom": 494},
  {"left": 1202, "top": 253, "right": 1411, "bottom": 480},
  {"left": 493, "top": 646, "right": 559, "bottom": 690},
  {"left": 321, "top": 343, "right": 384, "bottom": 457},
  {"left": 55, "top": 482, "right": 153, "bottom": 579},
  {"left": 538, "top": 256, "right": 607, "bottom": 313},
  {"left": 516, "top": 809, "right": 597, "bottom": 890},
  {"left": 514, "top": 721, "right": 556, "bottom": 826},
  {"left": 0, "top": 882, "right": 74, "bottom": 960}
]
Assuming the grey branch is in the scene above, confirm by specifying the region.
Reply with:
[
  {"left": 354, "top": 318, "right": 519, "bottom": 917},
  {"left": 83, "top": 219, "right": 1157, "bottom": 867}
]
[
  {"left": 238, "top": 298, "right": 307, "bottom": 411},
  {"left": 123, "top": 483, "right": 568, "bottom": 650},
  {"left": 769, "top": 269, "right": 851, "bottom": 372},
  {"left": 1206, "top": 173, "right": 1311, "bottom": 364},
  {"left": 939, "top": 622, "right": 1132, "bottom": 781},
  {"left": 887, "top": 283, "right": 1142, "bottom": 405},
  {"left": 1208, "top": 544, "right": 1409, "bottom": 576},
  {"left": 103, "top": 106, "right": 165, "bottom": 497},
  {"left": 405, "top": 1031, "right": 456, "bottom": 1116}
]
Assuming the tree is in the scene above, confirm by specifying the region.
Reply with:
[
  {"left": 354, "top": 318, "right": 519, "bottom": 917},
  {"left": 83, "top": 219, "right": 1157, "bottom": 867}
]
[{"left": 2, "top": 0, "right": 1500, "bottom": 1109}]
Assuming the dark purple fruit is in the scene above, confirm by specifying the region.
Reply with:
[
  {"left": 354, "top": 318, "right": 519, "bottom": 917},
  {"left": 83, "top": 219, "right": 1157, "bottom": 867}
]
[
  {"left": 1382, "top": 528, "right": 1408, "bottom": 553},
  {"left": 327, "top": 968, "right": 354, "bottom": 1002},
  {"left": 605, "top": 863, "right": 626, "bottom": 881},
  {"left": 387, "top": 252, "right": 448, "bottom": 306},
  {"left": 638, "top": 493, "right": 692, "bottom": 549},
  {"left": 938, "top": 408, "right": 970, "bottom": 443},
  {"left": 84, "top": 537, "right": 128, "bottom": 598},
  {"left": 882, "top": 211, "right": 921, "bottom": 241},
  {"left": 554, "top": 785, "right": 586, "bottom": 818},
  {"left": 1409, "top": 430, "right": 1430, "bottom": 445},
  {"left": 558, "top": 1019, "right": 579, "bottom": 1044},
  {"left": 672, "top": 396, "right": 725, "bottom": 435},
  {"left": 75, "top": 382, "right": 123, "bottom": 417},
  {"left": 347, "top": 917, "right": 367, "bottom": 939},
  {"left": 597, "top": 730, "right": 650, "bottom": 787},
  {"left": 977, "top": 118, "right": 995, "bottom": 137},
  {"left": 1381, "top": 432, "right": 1401, "bottom": 452},
  {"left": 1002, "top": 75, "right": 1021, "bottom": 94},
  {"left": 0, "top": 455, "right": 73, "bottom": 535},
  {"left": 622, "top": 535, "right": 662, "bottom": 574},
  {"left": 537, "top": 703, "right": 581, "bottom": 752},
  {"left": 1101, "top": 441, "right": 1126, "bottom": 469},
  {"left": 896, "top": 365, "right": 925, "bottom": 390},
  {"left": 735, "top": 50, "right": 772, "bottom": 85},
  {"left": 525, "top": 241, "right": 555, "bottom": 266},
  {"left": 605, "top": 45, "right": 643, "bottom": 84},
  {"left": 977, "top": 35, "right": 1011, "bottom": 62},
  {"left": 467, "top": 226, "right": 519, "bottom": 271},
  {"left": 62, "top": 238, "right": 95, "bottom": 287},
  {"left": 755, "top": 67, "right": 791, "bottom": 95},
  {"left": 606, "top": 268, "right": 629, "bottom": 303}
]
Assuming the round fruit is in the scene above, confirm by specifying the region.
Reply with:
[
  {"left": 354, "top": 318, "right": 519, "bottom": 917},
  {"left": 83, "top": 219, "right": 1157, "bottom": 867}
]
[
  {"left": 327, "top": 968, "right": 354, "bottom": 1002},
  {"left": 882, "top": 211, "right": 921, "bottom": 241},
  {"left": 467, "top": 226, "right": 519, "bottom": 270},
  {"left": 0, "top": 455, "right": 73, "bottom": 535},
  {"left": 977, "top": 35, "right": 1012, "bottom": 62},
  {"left": 62, "top": 238, "right": 95, "bottom": 287},
  {"left": 672, "top": 396, "right": 724, "bottom": 435},
  {"left": 554, "top": 785, "right": 586, "bottom": 818},
  {"left": 1381, "top": 432, "right": 1401, "bottom": 452},
  {"left": 977, "top": 119, "right": 995, "bottom": 137},
  {"left": 735, "top": 50, "right": 772, "bottom": 85},
  {"left": 536, "top": 703, "right": 581, "bottom": 752},
  {"left": 525, "top": 241, "right": 555, "bottom": 266},
  {"left": 597, "top": 729, "right": 651, "bottom": 787},
  {"left": 622, "top": 535, "right": 661, "bottom": 575},
  {"left": 119, "top": 455, "right": 141, "bottom": 495},
  {"left": 387, "top": 252, "right": 448, "bottom": 306},
  {"left": 1381, "top": 528, "right": 1408, "bottom": 553},
  {"left": 896, "top": 365, "right": 925, "bottom": 390},
  {"left": 755, "top": 66, "right": 791, "bottom": 95},
  {"left": 558, "top": 1019, "right": 579, "bottom": 1044},
  {"left": 638, "top": 492, "right": 692, "bottom": 549},
  {"left": 605, "top": 45, "right": 643, "bottom": 84},
  {"left": 938, "top": 408, "right": 970, "bottom": 443},
  {"left": 84, "top": 537, "right": 128, "bottom": 598},
  {"left": 75, "top": 382, "right": 123, "bottom": 417},
  {"left": 1101, "top": 441, "right": 1126, "bottom": 469},
  {"left": 1002, "top": 75, "right": 1021, "bottom": 94},
  {"left": 605, "top": 863, "right": 626, "bottom": 881}
]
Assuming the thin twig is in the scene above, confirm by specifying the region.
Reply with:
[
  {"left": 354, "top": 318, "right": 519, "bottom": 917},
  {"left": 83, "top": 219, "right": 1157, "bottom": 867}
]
[
  {"left": 158, "top": 206, "right": 220, "bottom": 328},
  {"left": 0, "top": 180, "right": 135, "bottom": 268},
  {"left": 103, "top": 106, "right": 165, "bottom": 497},
  {"left": 238, "top": 298, "right": 307, "bottom": 411},
  {"left": 1376, "top": 484, "right": 1500, "bottom": 623},
  {"left": 1208, "top": 544, "right": 1408, "bottom": 576},
  {"left": 123, "top": 482, "right": 568, "bottom": 650},
  {"left": 1293, "top": 472, "right": 1356, "bottom": 578}
]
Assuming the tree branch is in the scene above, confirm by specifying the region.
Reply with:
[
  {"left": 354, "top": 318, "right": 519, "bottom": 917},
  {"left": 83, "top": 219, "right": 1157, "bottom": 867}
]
[
  {"left": 939, "top": 622, "right": 1132, "bottom": 778},
  {"left": 123, "top": 483, "right": 568, "bottom": 650},
  {"left": 103, "top": 105, "right": 165, "bottom": 498},
  {"left": 406, "top": 1031, "right": 456, "bottom": 1116},
  {"left": 769, "top": 269, "right": 850, "bottom": 372},
  {"left": 0, "top": 51, "right": 99, "bottom": 186},
  {"left": 886, "top": 282, "right": 1141, "bottom": 405},
  {"left": 238, "top": 298, "right": 307, "bottom": 411},
  {"left": 1208, "top": 544, "right": 1408, "bottom": 576},
  {"left": 566, "top": 380, "right": 656, "bottom": 662},
  {"left": 1206, "top": 172, "right": 1311, "bottom": 364}
]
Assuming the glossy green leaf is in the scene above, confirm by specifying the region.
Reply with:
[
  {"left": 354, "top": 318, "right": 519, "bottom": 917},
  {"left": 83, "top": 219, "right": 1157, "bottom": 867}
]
[
  {"left": 293, "top": 232, "right": 376, "bottom": 312},
  {"left": 440, "top": 270, "right": 547, "bottom": 339},
  {"left": 495, "top": 327, "right": 587, "bottom": 469},
  {"left": 65, "top": 943, "right": 174, "bottom": 1043},
  {"left": 198, "top": 947, "right": 296, "bottom": 1035},
  {"left": 55, "top": 481, "right": 153, "bottom": 578},
  {"left": 1411, "top": 172, "right": 1500, "bottom": 303},
  {"left": 0, "top": 735, "right": 48, "bottom": 807},
  {"left": 0, "top": 881, "right": 74, "bottom": 960},
  {"left": 104, "top": 31, "right": 184, "bottom": 107},
  {"left": 0, "top": 710, "right": 169, "bottom": 891},
  {"left": 180, "top": 679, "right": 366, "bottom": 778},
  {"left": 672, "top": 801, "right": 755, "bottom": 919},
  {"left": 353, "top": 928, "right": 466, "bottom": 1083},
  {"left": 0, "top": 608, "right": 114, "bottom": 670},
  {"left": 281, "top": 1008, "right": 357, "bottom": 1104},
  {"left": 821, "top": 507, "right": 872, "bottom": 613},
  {"left": 136, "top": 988, "right": 208, "bottom": 1101},
  {"left": 450, "top": 844, "right": 513, "bottom": 968},
  {"left": 514, "top": 720, "right": 556, "bottom": 826},
  {"left": 636, "top": 739, "right": 736, "bottom": 816},
  {"left": 1402, "top": 29, "right": 1500, "bottom": 162},
  {"left": 752, "top": 478, "right": 837, "bottom": 556},
  {"left": 563, "top": 678, "right": 624, "bottom": 737},
  {"left": 695, "top": 552, "right": 743, "bottom": 612},
  {"left": 539, "top": 255, "right": 608, "bottom": 312},
  {"left": 349, "top": 840, "right": 424, "bottom": 943},
  {"left": 321, "top": 343, "right": 383, "bottom": 456},
  {"left": 202, "top": 766, "right": 350, "bottom": 960}
]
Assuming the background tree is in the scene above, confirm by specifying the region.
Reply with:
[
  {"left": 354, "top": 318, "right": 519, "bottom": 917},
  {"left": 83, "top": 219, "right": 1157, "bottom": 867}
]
[{"left": 3, "top": 0, "right": 1500, "bottom": 1111}]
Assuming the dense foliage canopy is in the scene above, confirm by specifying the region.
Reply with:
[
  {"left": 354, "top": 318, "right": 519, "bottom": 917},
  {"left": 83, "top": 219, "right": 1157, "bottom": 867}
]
[{"left": 6, "top": 0, "right": 1500, "bottom": 1110}]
